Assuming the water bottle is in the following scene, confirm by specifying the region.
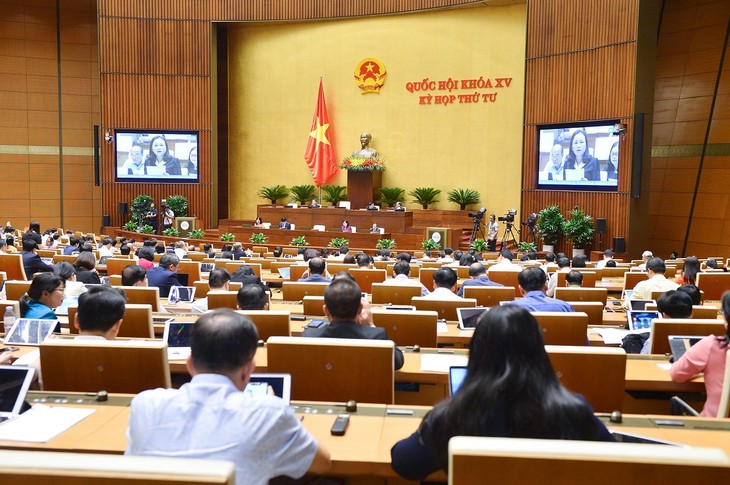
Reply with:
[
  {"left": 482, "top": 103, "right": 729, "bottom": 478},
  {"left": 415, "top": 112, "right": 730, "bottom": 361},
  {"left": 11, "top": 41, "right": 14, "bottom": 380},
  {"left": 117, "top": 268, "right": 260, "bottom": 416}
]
[{"left": 3, "top": 306, "right": 15, "bottom": 330}]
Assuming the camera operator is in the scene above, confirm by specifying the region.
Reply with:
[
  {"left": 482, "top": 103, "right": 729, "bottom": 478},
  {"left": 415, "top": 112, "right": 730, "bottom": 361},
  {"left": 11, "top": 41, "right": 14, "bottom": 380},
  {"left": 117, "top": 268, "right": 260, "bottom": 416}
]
[
  {"left": 161, "top": 204, "right": 175, "bottom": 233},
  {"left": 487, "top": 214, "right": 498, "bottom": 251}
]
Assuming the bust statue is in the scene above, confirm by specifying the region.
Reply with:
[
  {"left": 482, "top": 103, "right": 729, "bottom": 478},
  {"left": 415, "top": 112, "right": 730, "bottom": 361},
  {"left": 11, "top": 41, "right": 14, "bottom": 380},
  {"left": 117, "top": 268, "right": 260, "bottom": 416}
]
[{"left": 351, "top": 132, "right": 379, "bottom": 158}]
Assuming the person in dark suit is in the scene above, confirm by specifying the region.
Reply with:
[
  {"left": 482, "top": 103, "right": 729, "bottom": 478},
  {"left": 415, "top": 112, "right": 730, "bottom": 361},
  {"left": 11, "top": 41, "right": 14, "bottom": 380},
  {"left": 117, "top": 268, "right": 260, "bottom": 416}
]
[
  {"left": 278, "top": 217, "right": 291, "bottom": 229},
  {"left": 72, "top": 251, "right": 101, "bottom": 284},
  {"left": 20, "top": 239, "right": 53, "bottom": 277},
  {"left": 230, "top": 242, "right": 248, "bottom": 260},
  {"left": 456, "top": 262, "right": 503, "bottom": 297},
  {"left": 230, "top": 264, "right": 271, "bottom": 295},
  {"left": 146, "top": 253, "right": 182, "bottom": 297},
  {"left": 302, "top": 277, "right": 403, "bottom": 370}
]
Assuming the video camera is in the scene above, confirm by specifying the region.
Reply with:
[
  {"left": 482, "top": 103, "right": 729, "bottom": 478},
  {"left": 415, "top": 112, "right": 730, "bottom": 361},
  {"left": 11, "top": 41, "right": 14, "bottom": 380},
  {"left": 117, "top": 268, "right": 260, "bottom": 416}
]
[
  {"left": 468, "top": 207, "right": 486, "bottom": 221},
  {"left": 521, "top": 212, "right": 538, "bottom": 228},
  {"left": 498, "top": 209, "right": 517, "bottom": 223}
]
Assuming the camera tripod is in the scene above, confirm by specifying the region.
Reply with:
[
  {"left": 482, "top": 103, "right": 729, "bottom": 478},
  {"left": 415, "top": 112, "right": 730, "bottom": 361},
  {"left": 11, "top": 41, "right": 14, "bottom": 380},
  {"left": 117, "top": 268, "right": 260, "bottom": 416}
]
[
  {"left": 523, "top": 224, "right": 537, "bottom": 244},
  {"left": 500, "top": 222, "right": 520, "bottom": 250},
  {"left": 469, "top": 218, "right": 486, "bottom": 246}
]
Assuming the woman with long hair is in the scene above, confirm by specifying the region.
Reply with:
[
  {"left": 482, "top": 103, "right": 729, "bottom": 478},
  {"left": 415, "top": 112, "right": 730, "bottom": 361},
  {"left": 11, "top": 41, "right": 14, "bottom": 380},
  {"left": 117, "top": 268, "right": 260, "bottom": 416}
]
[
  {"left": 391, "top": 305, "right": 613, "bottom": 480},
  {"left": 675, "top": 256, "right": 700, "bottom": 285},
  {"left": 143, "top": 135, "right": 181, "bottom": 175},
  {"left": 73, "top": 251, "right": 101, "bottom": 284},
  {"left": 563, "top": 129, "right": 600, "bottom": 181},
  {"left": 19, "top": 273, "right": 65, "bottom": 320},
  {"left": 670, "top": 290, "right": 730, "bottom": 417}
]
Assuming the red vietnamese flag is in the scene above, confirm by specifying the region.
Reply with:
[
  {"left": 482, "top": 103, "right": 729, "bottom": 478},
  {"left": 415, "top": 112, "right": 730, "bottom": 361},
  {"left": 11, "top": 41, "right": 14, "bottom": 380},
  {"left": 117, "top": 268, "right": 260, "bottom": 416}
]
[{"left": 304, "top": 80, "right": 338, "bottom": 187}]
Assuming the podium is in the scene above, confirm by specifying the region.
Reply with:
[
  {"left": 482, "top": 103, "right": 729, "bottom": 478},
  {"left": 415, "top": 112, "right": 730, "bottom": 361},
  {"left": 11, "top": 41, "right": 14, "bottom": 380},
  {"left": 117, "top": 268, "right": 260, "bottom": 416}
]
[
  {"left": 347, "top": 170, "right": 382, "bottom": 210},
  {"left": 426, "top": 227, "right": 450, "bottom": 250},
  {"left": 175, "top": 217, "right": 197, "bottom": 234}
]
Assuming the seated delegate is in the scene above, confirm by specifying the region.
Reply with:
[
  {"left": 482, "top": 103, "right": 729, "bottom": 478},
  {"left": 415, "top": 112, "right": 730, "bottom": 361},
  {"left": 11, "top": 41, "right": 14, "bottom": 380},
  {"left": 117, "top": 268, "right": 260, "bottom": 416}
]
[{"left": 390, "top": 305, "right": 613, "bottom": 480}]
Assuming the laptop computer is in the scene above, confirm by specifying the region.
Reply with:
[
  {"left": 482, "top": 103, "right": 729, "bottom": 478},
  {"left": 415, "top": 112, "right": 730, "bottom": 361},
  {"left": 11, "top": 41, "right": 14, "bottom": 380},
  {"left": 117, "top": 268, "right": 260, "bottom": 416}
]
[
  {"left": 629, "top": 299, "right": 655, "bottom": 311},
  {"left": 456, "top": 307, "right": 489, "bottom": 330},
  {"left": 245, "top": 373, "right": 292, "bottom": 404},
  {"left": 40, "top": 257, "right": 54, "bottom": 265},
  {"left": 3, "top": 319, "right": 58, "bottom": 345},
  {"left": 98, "top": 256, "right": 108, "bottom": 265},
  {"left": 668, "top": 335, "right": 703, "bottom": 361},
  {"left": 621, "top": 289, "right": 634, "bottom": 300},
  {"left": 626, "top": 310, "right": 661, "bottom": 332},
  {"left": 277, "top": 267, "right": 291, "bottom": 279},
  {"left": 610, "top": 430, "right": 684, "bottom": 446},
  {"left": 0, "top": 366, "right": 35, "bottom": 424},
  {"left": 200, "top": 263, "right": 215, "bottom": 272},
  {"left": 168, "top": 286, "right": 196, "bottom": 304},
  {"left": 448, "top": 366, "right": 468, "bottom": 396},
  {"left": 163, "top": 321, "right": 194, "bottom": 360}
]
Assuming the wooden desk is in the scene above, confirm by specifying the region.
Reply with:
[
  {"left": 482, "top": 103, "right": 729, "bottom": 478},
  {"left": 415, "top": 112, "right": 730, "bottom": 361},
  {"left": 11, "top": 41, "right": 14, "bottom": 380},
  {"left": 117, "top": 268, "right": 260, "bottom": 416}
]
[{"left": 257, "top": 206, "right": 414, "bottom": 233}]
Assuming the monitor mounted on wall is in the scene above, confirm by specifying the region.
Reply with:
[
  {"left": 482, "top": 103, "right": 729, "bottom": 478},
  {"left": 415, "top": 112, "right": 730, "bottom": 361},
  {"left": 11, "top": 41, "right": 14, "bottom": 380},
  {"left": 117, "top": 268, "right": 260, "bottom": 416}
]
[
  {"left": 536, "top": 120, "right": 621, "bottom": 192},
  {"left": 114, "top": 130, "right": 199, "bottom": 183}
]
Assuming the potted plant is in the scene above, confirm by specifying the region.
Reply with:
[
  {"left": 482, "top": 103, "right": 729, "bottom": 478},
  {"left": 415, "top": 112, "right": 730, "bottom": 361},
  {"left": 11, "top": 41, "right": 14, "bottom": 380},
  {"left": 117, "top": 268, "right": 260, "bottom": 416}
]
[
  {"left": 329, "top": 237, "right": 348, "bottom": 248},
  {"left": 376, "top": 238, "right": 396, "bottom": 250},
  {"left": 421, "top": 239, "right": 440, "bottom": 251},
  {"left": 165, "top": 195, "right": 189, "bottom": 218},
  {"left": 535, "top": 205, "right": 565, "bottom": 253},
  {"left": 409, "top": 187, "right": 441, "bottom": 209},
  {"left": 131, "top": 194, "right": 153, "bottom": 227},
  {"left": 250, "top": 233, "right": 267, "bottom": 244},
  {"left": 290, "top": 235, "right": 308, "bottom": 246},
  {"left": 220, "top": 232, "right": 235, "bottom": 242},
  {"left": 563, "top": 208, "right": 594, "bottom": 257},
  {"left": 139, "top": 224, "right": 155, "bottom": 234},
  {"left": 471, "top": 239, "right": 488, "bottom": 252},
  {"left": 447, "top": 188, "right": 481, "bottom": 210},
  {"left": 289, "top": 184, "right": 316, "bottom": 206},
  {"left": 321, "top": 185, "right": 347, "bottom": 207},
  {"left": 517, "top": 241, "right": 537, "bottom": 254},
  {"left": 377, "top": 187, "right": 405, "bottom": 208},
  {"left": 123, "top": 220, "right": 137, "bottom": 231},
  {"left": 163, "top": 227, "right": 180, "bottom": 237},
  {"left": 257, "top": 185, "right": 289, "bottom": 205},
  {"left": 188, "top": 229, "right": 205, "bottom": 239}
]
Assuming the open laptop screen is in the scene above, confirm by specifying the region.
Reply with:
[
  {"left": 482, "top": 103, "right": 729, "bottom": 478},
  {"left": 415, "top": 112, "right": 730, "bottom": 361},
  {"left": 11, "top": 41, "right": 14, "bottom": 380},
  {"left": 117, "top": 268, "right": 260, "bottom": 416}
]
[
  {"left": 246, "top": 373, "right": 292, "bottom": 404},
  {"left": 3, "top": 319, "right": 57, "bottom": 345},
  {"left": 0, "top": 366, "right": 35, "bottom": 416},
  {"left": 626, "top": 310, "right": 660, "bottom": 331},
  {"left": 456, "top": 307, "right": 488, "bottom": 330}
]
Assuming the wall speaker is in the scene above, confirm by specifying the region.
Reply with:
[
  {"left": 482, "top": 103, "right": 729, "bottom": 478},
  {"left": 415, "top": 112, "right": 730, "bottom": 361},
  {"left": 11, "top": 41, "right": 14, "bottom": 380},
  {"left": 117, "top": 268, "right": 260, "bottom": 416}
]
[
  {"left": 631, "top": 113, "right": 644, "bottom": 199},
  {"left": 596, "top": 218, "right": 607, "bottom": 234},
  {"left": 101, "top": 215, "right": 111, "bottom": 227},
  {"left": 119, "top": 202, "right": 128, "bottom": 216},
  {"left": 613, "top": 237, "right": 626, "bottom": 253}
]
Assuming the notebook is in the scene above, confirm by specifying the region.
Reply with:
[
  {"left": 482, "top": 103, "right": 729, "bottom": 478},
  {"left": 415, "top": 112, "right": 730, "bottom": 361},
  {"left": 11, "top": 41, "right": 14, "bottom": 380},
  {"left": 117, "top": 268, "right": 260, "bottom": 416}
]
[
  {"left": 629, "top": 299, "right": 655, "bottom": 311},
  {"left": 0, "top": 366, "right": 35, "bottom": 424},
  {"left": 163, "top": 321, "right": 194, "bottom": 360},
  {"left": 245, "top": 373, "right": 292, "bottom": 404},
  {"left": 626, "top": 310, "right": 661, "bottom": 331},
  {"left": 3, "top": 319, "right": 58, "bottom": 345},
  {"left": 277, "top": 267, "right": 291, "bottom": 279},
  {"left": 668, "top": 335, "right": 703, "bottom": 361},
  {"left": 457, "top": 307, "right": 489, "bottom": 330},
  {"left": 448, "top": 366, "right": 468, "bottom": 396}
]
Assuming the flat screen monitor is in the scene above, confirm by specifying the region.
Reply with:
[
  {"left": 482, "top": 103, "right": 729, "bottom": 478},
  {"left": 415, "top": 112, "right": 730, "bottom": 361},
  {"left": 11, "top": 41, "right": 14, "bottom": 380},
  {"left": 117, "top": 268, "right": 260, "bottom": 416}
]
[
  {"left": 536, "top": 121, "right": 620, "bottom": 191},
  {"left": 114, "top": 130, "right": 199, "bottom": 183}
]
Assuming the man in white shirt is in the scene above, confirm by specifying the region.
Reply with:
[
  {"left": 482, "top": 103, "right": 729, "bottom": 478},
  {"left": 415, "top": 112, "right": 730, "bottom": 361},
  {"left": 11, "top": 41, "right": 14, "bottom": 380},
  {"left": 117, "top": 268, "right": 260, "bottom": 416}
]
[
  {"left": 125, "top": 309, "right": 331, "bottom": 485},
  {"left": 173, "top": 241, "right": 188, "bottom": 259},
  {"left": 636, "top": 250, "right": 653, "bottom": 270},
  {"left": 488, "top": 249, "right": 522, "bottom": 273},
  {"left": 98, "top": 237, "right": 117, "bottom": 259},
  {"left": 624, "top": 257, "right": 679, "bottom": 307},
  {"left": 422, "top": 267, "right": 463, "bottom": 300},
  {"left": 381, "top": 260, "right": 430, "bottom": 296},
  {"left": 547, "top": 257, "right": 571, "bottom": 297},
  {"left": 191, "top": 268, "right": 231, "bottom": 313},
  {"left": 595, "top": 249, "right": 614, "bottom": 269}
]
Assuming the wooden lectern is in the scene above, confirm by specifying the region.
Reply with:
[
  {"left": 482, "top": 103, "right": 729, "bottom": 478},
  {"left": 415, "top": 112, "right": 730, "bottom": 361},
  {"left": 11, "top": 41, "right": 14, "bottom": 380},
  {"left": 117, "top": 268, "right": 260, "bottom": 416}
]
[{"left": 175, "top": 217, "right": 197, "bottom": 234}]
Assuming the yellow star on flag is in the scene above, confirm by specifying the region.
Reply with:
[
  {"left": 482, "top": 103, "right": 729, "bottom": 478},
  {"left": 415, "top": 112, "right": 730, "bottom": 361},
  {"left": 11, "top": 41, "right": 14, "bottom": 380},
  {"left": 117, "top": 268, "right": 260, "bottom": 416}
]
[{"left": 309, "top": 117, "right": 331, "bottom": 147}]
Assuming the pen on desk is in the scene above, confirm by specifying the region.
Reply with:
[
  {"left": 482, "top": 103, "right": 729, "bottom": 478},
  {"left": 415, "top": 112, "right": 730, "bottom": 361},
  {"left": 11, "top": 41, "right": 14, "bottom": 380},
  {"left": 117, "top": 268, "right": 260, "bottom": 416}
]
[
  {"left": 299, "top": 415, "right": 304, "bottom": 422},
  {"left": 437, "top": 349, "right": 454, "bottom": 354}
]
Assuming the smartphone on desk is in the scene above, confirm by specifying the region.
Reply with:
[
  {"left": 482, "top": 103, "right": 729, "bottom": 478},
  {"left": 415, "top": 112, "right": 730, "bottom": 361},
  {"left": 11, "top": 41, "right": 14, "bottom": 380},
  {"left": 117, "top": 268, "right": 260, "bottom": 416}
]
[{"left": 307, "top": 320, "right": 325, "bottom": 329}]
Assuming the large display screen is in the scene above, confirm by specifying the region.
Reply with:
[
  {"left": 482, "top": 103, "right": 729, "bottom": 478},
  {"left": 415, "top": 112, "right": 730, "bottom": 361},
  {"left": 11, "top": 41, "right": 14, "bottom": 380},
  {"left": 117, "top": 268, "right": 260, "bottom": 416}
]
[
  {"left": 114, "top": 130, "right": 199, "bottom": 183},
  {"left": 536, "top": 121, "right": 620, "bottom": 191}
]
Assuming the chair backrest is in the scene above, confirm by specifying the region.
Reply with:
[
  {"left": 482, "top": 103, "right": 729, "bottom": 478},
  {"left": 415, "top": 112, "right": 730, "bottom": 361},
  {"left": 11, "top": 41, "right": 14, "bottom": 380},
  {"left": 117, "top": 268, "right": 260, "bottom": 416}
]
[
  {"left": 486, "top": 271, "right": 522, "bottom": 296},
  {"left": 554, "top": 287, "right": 608, "bottom": 305},
  {"left": 565, "top": 301, "right": 605, "bottom": 325},
  {"left": 5, "top": 280, "right": 31, "bottom": 301},
  {"left": 207, "top": 291, "right": 239, "bottom": 310},
  {"left": 177, "top": 260, "right": 201, "bottom": 286},
  {"left": 455, "top": 266, "right": 471, "bottom": 279},
  {"left": 601, "top": 266, "right": 630, "bottom": 278},
  {"left": 692, "top": 305, "right": 719, "bottom": 319},
  {"left": 418, "top": 267, "right": 437, "bottom": 290},
  {"left": 289, "top": 264, "right": 309, "bottom": 282},
  {"left": 623, "top": 271, "right": 649, "bottom": 291},
  {"left": 448, "top": 436, "right": 730, "bottom": 484},
  {"left": 371, "top": 282, "right": 422, "bottom": 305},
  {"left": 302, "top": 295, "right": 326, "bottom": 316},
  {"left": 105, "top": 258, "right": 133, "bottom": 276},
  {"left": 462, "top": 286, "right": 516, "bottom": 307},
  {"left": 193, "top": 280, "right": 242, "bottom": 298},
  {"left": 696, "top": 272, "right": 730, "bottom": 300},
  {"left": 556, "top": 270, "right": 597, "bottom": 288},
  {"left": 412, "top": 297, "right": 477, "bottom": 321},
  {"left": 68, "top": 303, "right": 154, "bottom": 338},
  {"left": 532, "top": 312, "right": 589, "bottom": 346},
  {"left": 371, "top": 309, "right": 438, "bottom": 347},
  {"left": 119, "top": 286, "right": 162, "bottom": 312},
  {"left": 52, "top": 254, "right": 78, "bottom": 264},
  {"left": 40, "top": 339, "right": 171, "bottom": 393},
  {"left": 281, "top": 281, "right": 329, "bottom": 302},
  {"left": 225, "top": 261, "right": 262, "bottom": 277},
  {"left": 186, "top": 251, "right": 207, "bottom": 261},
  {"left": 348, "top": 268, "right": 387, "bottom": 292},
  {"left": 649, "top": 319, "right": 726, "bottom": 355},
  {"left": 237, "top": 310, "right": 291, "bottom": 341},
  {"left": 0, "top": 451, "right": 236, "bottom": 484},
  {"left": 326, "top": 262, "right": 357, "bottom": 274},
  {"left": 546, "top": 345, "right": 626, "bottom": 412},
  {"left": 0, "top": 254, "right": 27, "bottom": 280},
  {"left": 266, "top": 336, "right": 394, "bottom": 404},
  {"left": 36, "top": 249, "right": 56, "bottom": 258},
  {"left": 719, "top": 349, "right": 730, "bottom": 418},
  {"left": 108, "top": 274, "right": 122, "bottom": 286}
]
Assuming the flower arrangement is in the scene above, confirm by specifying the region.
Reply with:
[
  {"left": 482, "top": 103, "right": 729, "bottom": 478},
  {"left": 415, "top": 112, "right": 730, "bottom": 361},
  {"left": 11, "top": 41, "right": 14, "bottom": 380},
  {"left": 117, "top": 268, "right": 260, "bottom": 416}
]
[{"left": 339, "top": 155, "right": 386, "bottom": 172}]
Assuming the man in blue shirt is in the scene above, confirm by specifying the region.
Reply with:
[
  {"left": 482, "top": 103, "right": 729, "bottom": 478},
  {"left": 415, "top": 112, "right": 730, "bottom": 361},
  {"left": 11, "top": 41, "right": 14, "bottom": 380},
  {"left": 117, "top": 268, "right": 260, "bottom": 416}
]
[
  {"left": 509, "top": 266, "right": 573, "bottom": 312},
  {"left": 456, "top": 262, "right": 502, "bottom": 297}
]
